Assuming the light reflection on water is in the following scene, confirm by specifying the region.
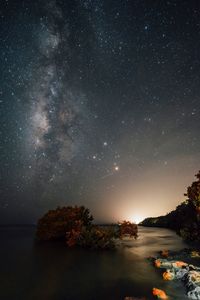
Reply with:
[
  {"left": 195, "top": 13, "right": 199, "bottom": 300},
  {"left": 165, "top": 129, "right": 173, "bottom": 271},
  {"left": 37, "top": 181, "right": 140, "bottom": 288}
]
[{"left": 0, "top": 226, "right": 191, "bottom": 300}]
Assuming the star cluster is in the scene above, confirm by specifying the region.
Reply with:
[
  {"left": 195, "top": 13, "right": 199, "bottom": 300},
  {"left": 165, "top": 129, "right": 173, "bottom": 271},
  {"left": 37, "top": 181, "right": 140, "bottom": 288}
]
[{"left": 0, "top": 0, "right": 200, "bottom": 223}]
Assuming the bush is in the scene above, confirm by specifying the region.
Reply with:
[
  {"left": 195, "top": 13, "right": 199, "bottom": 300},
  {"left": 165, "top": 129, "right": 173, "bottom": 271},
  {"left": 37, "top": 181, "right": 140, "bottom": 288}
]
[
  {"left": 119, "top": 221, "right": 138, "bottom": 239},
  {"left": 36, "top": 206, "right": 139, "bottom": 249},
  {"left": 36, "top": 206, "right": 93, "bottom": 241},
  {"left": 75, "top": 226, "right": 116, "bottom": 250},
  {"left": 36, "top": 206, "right": 116, "bottom": 249}
]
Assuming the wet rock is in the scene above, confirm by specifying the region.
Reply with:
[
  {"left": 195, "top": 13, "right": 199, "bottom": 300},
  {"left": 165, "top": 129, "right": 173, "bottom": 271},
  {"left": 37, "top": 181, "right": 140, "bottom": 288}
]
[
  {"left": 187, "top": 286, "right": 200, "bottom": 300},
  {"left": 191, "top": 251, "right": 200, "bottom": 258},
  {"left": 154, "top": 259, "right": 171, "bottom": 268},
  {"left": 160, "top": 248, "right": 200, "bottom": 262},
  {"left": 160, "top": 250, "right": 169, "bottom": 258},
  {"left": 162, "top": 269, "right": 175, "bottom": 280},
  {"left": 153, "top": 256, "right": 200, "bottom": 299},
  {"left": 172, "top": 261, "right": 188, "bottom": 268},
  {"left": 162, "top": 267, "right": 188, "bottom": 280},
  {"left": 152, "top": 288, "right": 168, "bottom": 299},
  {"left": 154, "top": 258, "right": 188, "bottom": 269},
  {"left": 184, "top": 270, "right": 200, "bottom": 299}
]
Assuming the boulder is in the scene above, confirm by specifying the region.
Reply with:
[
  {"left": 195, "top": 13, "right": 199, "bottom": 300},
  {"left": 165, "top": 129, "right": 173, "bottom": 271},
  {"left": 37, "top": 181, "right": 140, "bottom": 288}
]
[
  {"left": 160, "top": 250, "right": 169, "bottom": 258},
  {"left": 153, "top": 256, "right": 200, "bottom": 299},
  {"left": 191, "top": 251, "right": 200, "bottom": 258},
  {"left": 184, "top": 270, "right": 200, "bottom": 299},
  {"left": 162, "top": 269, "right": 175, "bottom": 280},
  {"left": 154, "top": 258, "right": 188, "bottom": 269},
  {"left": 152, "top": 288, "right": 168, "bottom": 299}
]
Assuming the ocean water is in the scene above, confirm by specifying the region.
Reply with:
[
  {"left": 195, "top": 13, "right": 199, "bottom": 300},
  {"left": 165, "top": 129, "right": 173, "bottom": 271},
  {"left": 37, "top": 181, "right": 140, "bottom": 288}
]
[{"left": 0, "top": 226, "right": 192, "bottom": 300}]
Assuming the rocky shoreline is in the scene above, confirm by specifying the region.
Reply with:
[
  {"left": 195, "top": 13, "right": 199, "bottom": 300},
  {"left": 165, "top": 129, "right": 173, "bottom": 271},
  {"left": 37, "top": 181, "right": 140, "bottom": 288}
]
[
  {"left": 124, "top": 249, "right": 200, "bottom": 300},
  {"left": 152, "top": 249, "right": 200, "bottom": 299}
]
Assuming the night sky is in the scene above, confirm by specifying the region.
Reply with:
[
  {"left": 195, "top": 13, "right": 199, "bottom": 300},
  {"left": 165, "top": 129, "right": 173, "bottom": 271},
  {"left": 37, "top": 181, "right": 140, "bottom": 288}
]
[{"left": 0, "top": 0, "right": 200, "bottom": 224}]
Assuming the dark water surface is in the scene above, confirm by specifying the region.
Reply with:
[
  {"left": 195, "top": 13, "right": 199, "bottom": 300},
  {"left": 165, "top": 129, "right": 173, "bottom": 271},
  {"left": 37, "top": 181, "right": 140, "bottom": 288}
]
[{"left": 0, "top": 226, "right": 191, "bottom": 300}]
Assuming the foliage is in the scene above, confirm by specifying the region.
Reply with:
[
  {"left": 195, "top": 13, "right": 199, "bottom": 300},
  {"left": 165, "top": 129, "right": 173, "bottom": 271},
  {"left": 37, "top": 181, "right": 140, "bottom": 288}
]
[
  {"left": 119, "top": 221, "right": 138, "bottom": 239},
  {"left": 36, "top": 205, "right": 140, "bottom": 249},
  {"left": 141, "top": 171, "right": 200, "bottom": 242},
  {"left": 36, "top": 206, "right": 93, "bottom": 241},
  {"left": 74, "top": 225, "right": 116, "bottom": 250},
  {"left": 36, "top": 206, "right": 118, "bottom": 249}
]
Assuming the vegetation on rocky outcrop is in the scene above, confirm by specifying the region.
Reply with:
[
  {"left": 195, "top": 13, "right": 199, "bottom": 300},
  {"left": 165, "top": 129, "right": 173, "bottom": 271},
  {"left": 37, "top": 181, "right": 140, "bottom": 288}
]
[
  {"left": 119, "top": 220, "right": 138, "bottom": 239},
  {"left": 141, "top": 170, "right": 200, "bottom": 242},
  {"left": 69, "top": 225, "right": 117, "bottom": 250},
  {"left": 36, "top": 206, "right": 93, "bottom": 241},
  {"left": 36, "top": 205, "right": 138, "bottom": 249}
]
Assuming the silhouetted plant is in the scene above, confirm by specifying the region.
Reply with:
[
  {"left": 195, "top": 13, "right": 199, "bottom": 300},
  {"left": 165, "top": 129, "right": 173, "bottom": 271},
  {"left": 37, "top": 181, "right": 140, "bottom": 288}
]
[
  {"left": 36, "top": 206, "right": 118, "bottom": 249},
  {"left": 141, "top": 171, "right": 200, "bottom": 242},
  {"left": 75, "top": 225, "right": 116, "bottom": 250},
  {"left": 36, "top": 206, "right": 93, "bottom": 241},
  {"left": 181, "top": 170, "right": 200, "bottom": 241},
  {"left": 119, "top": 221, "right": 138, "bottom": 239}
]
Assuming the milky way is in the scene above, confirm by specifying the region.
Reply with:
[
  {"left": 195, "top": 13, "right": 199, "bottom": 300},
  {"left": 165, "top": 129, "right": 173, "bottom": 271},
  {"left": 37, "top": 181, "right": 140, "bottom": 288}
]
[
  {"left": 0, "top": 0, "right": 200, "bottom": 223},
  {"left": 26, "top": 1, "right": 91, "bottom": 191}
]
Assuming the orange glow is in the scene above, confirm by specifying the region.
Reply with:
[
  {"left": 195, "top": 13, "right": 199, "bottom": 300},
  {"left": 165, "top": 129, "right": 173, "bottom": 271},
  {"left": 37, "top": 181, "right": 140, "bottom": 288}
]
[
  {"left": 163, "top": 271, "right": 174, "bottom": 281},
  {"left": 152, "top": 288, "right": 168, "bottom": 299},
  {"left": 154, "top": 259, "right": 161, "bottom": 268},
  {"left": 172, "top": 261, "right": 188, "bottom": 268}
]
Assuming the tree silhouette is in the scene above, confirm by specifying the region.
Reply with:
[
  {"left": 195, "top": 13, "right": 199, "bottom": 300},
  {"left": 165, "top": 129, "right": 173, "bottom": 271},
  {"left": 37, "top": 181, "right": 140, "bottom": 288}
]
[
  {"left": 36, "top": 206, "right": 93, "bottom": 241},
  {"left": 119, "top": 221, "right": 138, "bottom": 239},
  {"left": 141, "top": 171, "right": 200, "bottom": 242}
]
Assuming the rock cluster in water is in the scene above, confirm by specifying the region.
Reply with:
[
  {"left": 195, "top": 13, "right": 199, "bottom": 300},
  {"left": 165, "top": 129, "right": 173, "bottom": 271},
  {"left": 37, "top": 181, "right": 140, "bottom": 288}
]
[{"left": 153, "top": 250, "right": 200, "bottom": 300}]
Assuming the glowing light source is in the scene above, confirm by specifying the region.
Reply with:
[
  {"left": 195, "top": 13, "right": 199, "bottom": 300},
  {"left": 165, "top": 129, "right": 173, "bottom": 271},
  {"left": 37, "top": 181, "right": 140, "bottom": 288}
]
[{"left": 131, "top": 215, "right": 144, "bottom": 224}]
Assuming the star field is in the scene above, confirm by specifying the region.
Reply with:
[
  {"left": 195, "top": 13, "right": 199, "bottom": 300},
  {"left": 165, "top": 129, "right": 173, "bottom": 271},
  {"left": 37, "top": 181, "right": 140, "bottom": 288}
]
[{"left": 0, "top": 0, "right": 200, "bottom": 223}]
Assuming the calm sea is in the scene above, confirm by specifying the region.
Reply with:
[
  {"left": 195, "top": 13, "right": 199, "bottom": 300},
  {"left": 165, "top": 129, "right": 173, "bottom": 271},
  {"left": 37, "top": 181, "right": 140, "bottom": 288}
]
[{"left": 0, "top": 226, "right": 192, "bottom": 300}]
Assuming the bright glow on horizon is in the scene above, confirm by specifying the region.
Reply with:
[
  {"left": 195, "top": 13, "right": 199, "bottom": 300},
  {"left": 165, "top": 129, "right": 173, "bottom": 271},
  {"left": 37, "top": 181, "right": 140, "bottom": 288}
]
[{"left": 130, "top": 215, "right": 144, "bottom": 224}]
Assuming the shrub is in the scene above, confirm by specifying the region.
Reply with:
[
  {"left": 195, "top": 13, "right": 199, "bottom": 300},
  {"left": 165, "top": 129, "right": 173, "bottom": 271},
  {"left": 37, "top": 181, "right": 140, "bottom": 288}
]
[
  {"left": 36, "top": 206, "right": 116, "bottom": 249},
  {"left": 119, "top": 221, "right": 138, "bottom": 239},
  {"left": 36, "top": 206, "right": 93, "bottom": 241},
  {"left": 66, "top": 225, "right": 116, "bottom": 250}
]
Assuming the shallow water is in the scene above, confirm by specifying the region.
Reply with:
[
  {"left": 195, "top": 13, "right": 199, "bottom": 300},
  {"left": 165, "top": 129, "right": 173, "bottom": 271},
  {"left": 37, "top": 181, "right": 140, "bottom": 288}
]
[{"left": 0, "top": 226, "right": 193, "bottom": 300}]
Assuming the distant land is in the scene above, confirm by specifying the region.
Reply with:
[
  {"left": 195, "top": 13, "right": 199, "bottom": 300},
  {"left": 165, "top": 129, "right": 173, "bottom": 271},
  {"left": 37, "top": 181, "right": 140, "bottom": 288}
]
[{"left": 140, "top": 170, "right": 200, "bottom": 243}]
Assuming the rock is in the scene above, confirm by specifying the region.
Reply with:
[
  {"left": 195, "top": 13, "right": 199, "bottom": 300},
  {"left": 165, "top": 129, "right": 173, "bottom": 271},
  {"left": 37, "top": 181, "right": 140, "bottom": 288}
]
[
  {"left": 191, "top": 251, "right": 200, "bottom": 258},
  {"left": 154, "top": 259, "right": 172, "bottom": 268},
  {"left": 187, "top": 285, "right": 200, "bottom": 300},
  {"left": 172, "top": 261, "right": 188, "bottom": 268},
  {"left": 154, "top": 258, "right": 188, "bottom": 269},
  {"left": 152, "top": 288, "right": 168, "bottom": 299},
  {"left": 184, "top": 270, "right": 200, "bottom": 293},
  {"left": 187, "top": 270, "right": 200, "bottom": 283},
  {"left": 174, "top": 267, "right": 188, "bottom": 279},
  {"left": 160, "top": 250, "right": 169, "bottom": 258},
  {"left": 162, "top": 267, "right": 188, "bottom": 280},
  {"left": 163, "top": 269, "right": 175, "bottom": 280},
  {"left": 153, "top": 256, "right": 200, "bottom": 299}
]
